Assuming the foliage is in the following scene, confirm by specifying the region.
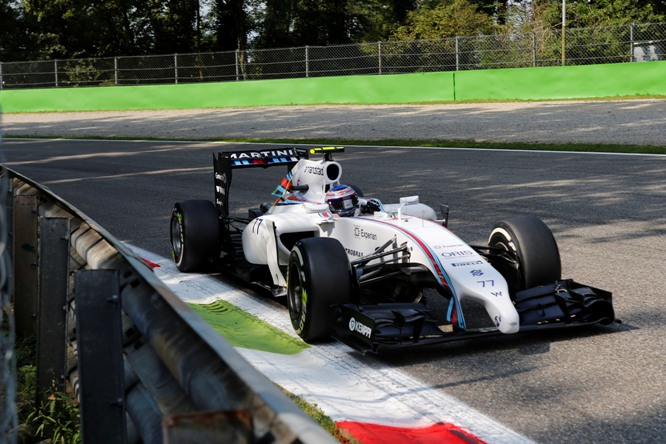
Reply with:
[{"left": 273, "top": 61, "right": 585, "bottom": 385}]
[
  {"left": 2, "top": 0, "right": 666, "bottom": 62},
  {"left": 12, "top": 334, "right": 80, "bottom": 444},
  {"left": 392, "top": 0, "right": 495, "bottom": 40},
  {"left": 14, "top": 335, "right": 36, "bottom": 413},
  {"left": 26, "top": 389, "right": 81, "bottom": 444},
  {"left": 530, "top": 0, "right": 666, "bottom": 29},
  {"left": 279, "top": 386, "right": 361, "bottom": 443},
  {"left": 0, "top": 0, "right": 32, "bottom": 61}
]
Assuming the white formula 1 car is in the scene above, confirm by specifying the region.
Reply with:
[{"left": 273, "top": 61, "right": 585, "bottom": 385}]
[{"left": 170, "top": 147, "right": 615, "bottom": 352}]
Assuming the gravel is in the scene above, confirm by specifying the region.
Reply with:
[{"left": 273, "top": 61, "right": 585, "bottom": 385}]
[{"left": 2, "top": 99, "right": 665, "bottom": 146}]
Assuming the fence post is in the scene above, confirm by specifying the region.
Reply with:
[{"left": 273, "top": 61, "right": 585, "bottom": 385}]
[
  {"left": 0, "top": 62, "right": 3, "bottom": 90},
  {"left": 455, "top": 37, "right": 460, "bottom": 71},
  {"left": 629, "top": 23, "right": 635, "bottom": 62},
  {"left": 532, "top": 32, "right": 537, "bottom": 67},
  {"left": 235, "top": 50, "right": 239, "bottom": 81},
  {"left": 378, "top": 42, "right": 382, "bottom": 75},
  {"left": 114, "top": 57, "right": 118, "bottom": 85},
  {"left": 174, "top": 53, "right": 178, "bottom": 84},
  {"left": 54, "top": 59, "right": 59, "bottom": 87},
  {"left": 305, "top": 46, "right": 309, "bottom": 78},
  {"left": 561, "top": 0, "right": 567, "bottom": 66}
]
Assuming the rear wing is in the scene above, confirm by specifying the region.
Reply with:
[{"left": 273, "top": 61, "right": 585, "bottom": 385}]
[{"left": 214, "top": 147, "right": 343, "bottom": 217}]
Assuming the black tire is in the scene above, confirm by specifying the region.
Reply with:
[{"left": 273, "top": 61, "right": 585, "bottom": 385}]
[
  {"left": 287, "top": 237, "right": 352, "bottom": 342},
  {"left": 488, "top": 216, "right": 561, "bottom": 292},
  {"left": 348, "top": 184, "right": 364, "bottom": 197},
  {"left": 170, "top": 200, "right": 221, "bottom": 272}
]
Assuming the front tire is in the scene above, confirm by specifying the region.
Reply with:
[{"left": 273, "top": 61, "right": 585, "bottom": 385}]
[
  {"left": 287, "top": 238, "right": 352, "bottom": 342},
  {"left": 488, "top": 216, "right": 561, "bottom": 293},
  {"left": 170, "top": 200, "right": 221, "bottom": 272}
]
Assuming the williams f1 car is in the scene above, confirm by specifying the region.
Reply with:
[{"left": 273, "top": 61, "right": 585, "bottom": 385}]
[{"left": 170, "top": 147, "right": 615, "bottom": 352}]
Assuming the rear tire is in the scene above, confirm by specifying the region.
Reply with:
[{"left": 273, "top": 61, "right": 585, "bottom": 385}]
[
  {"left": 170, "top": 200, "right": 221, "bottom": 272},
  {"left": 488, "top": 216, "right": 561, "bottom": 293},
  {"left": 348, "top": 184, "right": 364, "bottom": 197},
  {"left": 287, "top": 237, "right": 352, "bottom": 342}
]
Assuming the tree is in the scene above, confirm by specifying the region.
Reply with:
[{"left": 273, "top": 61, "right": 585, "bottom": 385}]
[
  {"left": 254, "top": 0, "right": 297, "bottom": 48},
  {"left": 18, "top": 0, "right": 207, "bottom": 59},
  {"left": 0, "top": 0, "right": 35, "bottom": 61},
  {"left": 392, "top": 0, "right": 495, "bottom": 40},
  {"left": 470, "top": 0, "right": 511, "bottom": 24},
  {"left": 136, "top": 0, "right": 204, "bottom": 54},
  {"left": 252, "top": 0, "right": 420, "bottom": 49},
  {"left": 210, "top": 0, "right": 250, "bottom": 50},
  {"left": 348, "top": 0, "right": 418, "bottom": 42},
  {"left": 529, "top": 0, "right": 666, "bottom": 29}
]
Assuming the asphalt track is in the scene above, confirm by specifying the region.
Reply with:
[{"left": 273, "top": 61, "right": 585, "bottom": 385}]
[
  {"left": 2, "top": 137, "right": 664, "bottom": 443},
  {"left": 3, "top": 100, "right": 666, "bottom": 146}
]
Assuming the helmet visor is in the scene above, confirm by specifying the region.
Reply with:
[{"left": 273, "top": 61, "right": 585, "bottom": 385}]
[{"left": 329, "top": 194, "right": 359, "bottom": 214}]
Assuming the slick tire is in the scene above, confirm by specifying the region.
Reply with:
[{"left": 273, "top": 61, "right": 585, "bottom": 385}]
[
  {"left": 348, "top": 184, "right": 364, "bottom": 197},
  {"left": 488, "top": 215, "right": 561, "bottom": 292},
  {"left": 287, "top": 237, "right": 352, "bottom": 342},
  {"left": 170, "top": 200, "right": 221, "bottom": 272}
]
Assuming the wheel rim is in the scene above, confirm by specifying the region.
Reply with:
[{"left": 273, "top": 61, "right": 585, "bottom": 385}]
[
  {"left": 287, "top": 264, "right": 304, "bottom": 317},
  {"left": 170, "top": 214, "right": 183, "bottom": 260},
  {"left": 489, "top": 232, "right": 521, "bottom": 292}
]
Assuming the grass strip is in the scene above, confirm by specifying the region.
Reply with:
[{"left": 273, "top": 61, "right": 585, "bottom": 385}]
[{"left": 188, "top": 300, "right": 308, "bottom": 355}]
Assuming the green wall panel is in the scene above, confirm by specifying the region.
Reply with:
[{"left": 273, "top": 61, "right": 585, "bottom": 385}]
[
  {"left": 454, "top": 61, "right": 666, "bottom": 101},
  {"left": 1, "top": 61, "right": 663, "bottom": 113},
  {"left": 0, "top": 72, "right": 455, "bottom": 112}
]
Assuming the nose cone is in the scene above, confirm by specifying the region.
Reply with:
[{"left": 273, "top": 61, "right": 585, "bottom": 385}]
[
  {"left": 480, "top": 287, "right": 520, "bottom": 334},
  {"left": 496, "top": 310, "right": 520, "bottom": 334}
]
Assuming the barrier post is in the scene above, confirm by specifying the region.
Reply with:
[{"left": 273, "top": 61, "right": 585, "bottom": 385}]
[
  {"left": 12, "top": 193, "right": 39, "bottom": 336},
  {"left": 35, "top": 217, "right": 70, "bottom": 403},
  {"left": 75, "top": 269, "right": 127, "bottom": 444}
]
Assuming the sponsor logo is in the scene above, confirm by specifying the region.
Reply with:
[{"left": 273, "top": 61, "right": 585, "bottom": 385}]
[
  {"left": 345, "top": 248, "right": 364, "bottom": 258},
  {"left": 230, "top": 149, "right": 298, "bottom": 159},
  {"left": 215, "top": 172, "right": 228, "bottom": 185},
  {"left": 353, "top": 225, "right": 378, "bottom": 240},
  {"left": 440, "top": 250, "right": 475, "bottom": 258},
  {"left": 304, "top": 165, "right": 324, "bottom": 176},
  {"left": 451, "top": 260, "right": 485, "bottom": 267},
  {"left": 349, "top": 317, "right": 372, "bottom": 338},
  {"left": 470, "top": 269, "right": 484, "bottom": 277}
]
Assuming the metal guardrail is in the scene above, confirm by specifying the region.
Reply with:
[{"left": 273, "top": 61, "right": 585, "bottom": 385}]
[
  {"left": 1, "top": 166, "right": 335, "bottom": 443},
  {"left": 0, "top": 22, "right": 664, "bottom": 89},
  {"left": 1, "top": 143, "right": 18, "bottom": 442}
]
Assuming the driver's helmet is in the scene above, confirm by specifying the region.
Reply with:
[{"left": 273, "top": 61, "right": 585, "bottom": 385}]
[{"left": 325, "top": 185, "right": 359, "bottom": 217}]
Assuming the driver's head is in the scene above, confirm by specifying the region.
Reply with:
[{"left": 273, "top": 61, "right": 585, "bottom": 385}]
[{"left": 325, "top": 185, "right": 359, "bottom": 217}]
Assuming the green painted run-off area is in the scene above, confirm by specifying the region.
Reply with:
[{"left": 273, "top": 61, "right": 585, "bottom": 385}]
[{"left": 1, "top": 61, "right": 665, "bottom": 113}]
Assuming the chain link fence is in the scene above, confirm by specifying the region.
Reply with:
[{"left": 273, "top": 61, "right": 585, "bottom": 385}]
[{"left": 1, "top": 22, "right": 664, "bottom": 89}]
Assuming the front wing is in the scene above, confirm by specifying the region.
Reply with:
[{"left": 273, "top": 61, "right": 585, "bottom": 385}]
[{"left": 333, "top": 279, "right": 616, "bottom": 353}]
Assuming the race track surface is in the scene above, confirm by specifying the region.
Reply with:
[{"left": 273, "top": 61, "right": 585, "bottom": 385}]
[
  {"left": 2, "top": 136, "right": 664, "bottom": 443},
  {"left": 3, "top": 99, "right": 666, "bottom": 145}
]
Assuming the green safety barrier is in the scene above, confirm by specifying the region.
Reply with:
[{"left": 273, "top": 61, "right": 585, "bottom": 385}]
[{"left": 1, "top": 61, "right": 664, "bottom": 113}]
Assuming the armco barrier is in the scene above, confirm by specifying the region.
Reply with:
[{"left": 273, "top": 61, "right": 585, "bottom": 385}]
[{"left": 4, "top": 167, "right": 335, "bottom": 444}]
